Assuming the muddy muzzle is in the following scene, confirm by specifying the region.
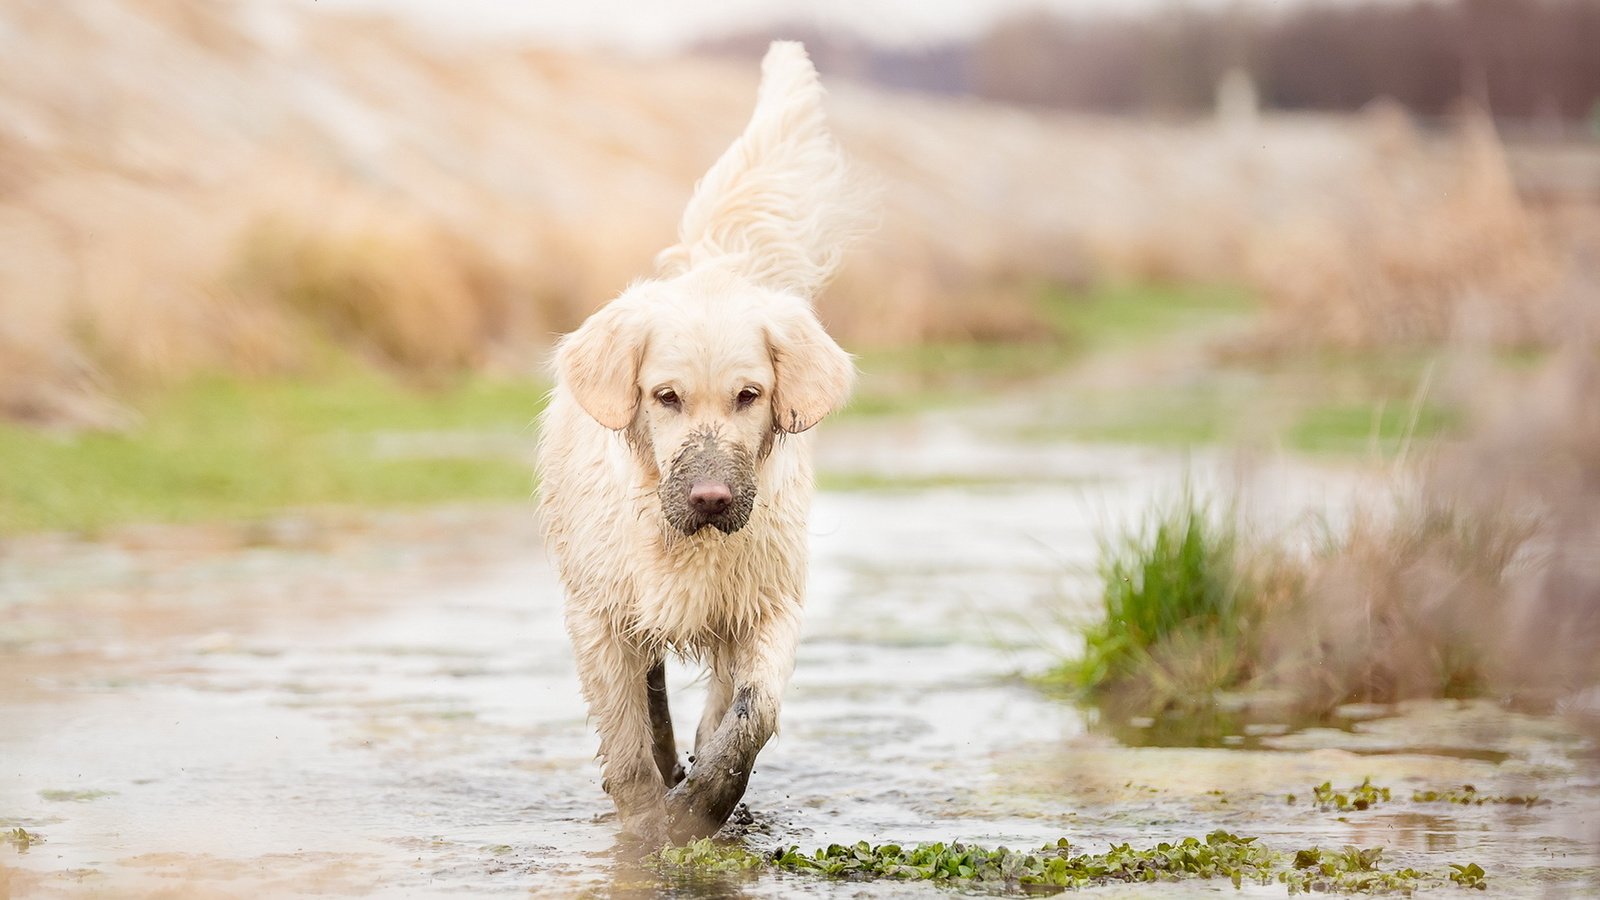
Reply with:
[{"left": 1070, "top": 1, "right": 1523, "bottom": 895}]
[{"left": 659, "top": 432, "right": 757, "bottom": 535}]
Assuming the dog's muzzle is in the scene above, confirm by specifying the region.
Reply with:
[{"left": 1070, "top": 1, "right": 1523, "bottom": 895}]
[{"left": 660, "top": 432, "right": 756, "bottom": 535}]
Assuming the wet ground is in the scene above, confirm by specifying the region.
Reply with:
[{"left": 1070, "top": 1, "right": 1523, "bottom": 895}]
[{"left": 2, "top": 418, "right": 1597, "bottom": 897}]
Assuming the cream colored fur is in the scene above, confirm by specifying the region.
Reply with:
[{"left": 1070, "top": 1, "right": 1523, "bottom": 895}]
[{"left": 535, "top": 42, "right": 861, "bottom": 844}]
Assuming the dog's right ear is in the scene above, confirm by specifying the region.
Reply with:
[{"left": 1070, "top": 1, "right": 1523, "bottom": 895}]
[{"left": 555, "top": 300, "right": 644, "bottom": 431}]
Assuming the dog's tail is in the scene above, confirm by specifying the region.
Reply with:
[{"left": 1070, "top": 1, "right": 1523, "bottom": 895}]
[{"left": 655, "top": 41, "right": 868, "bottom": 299}]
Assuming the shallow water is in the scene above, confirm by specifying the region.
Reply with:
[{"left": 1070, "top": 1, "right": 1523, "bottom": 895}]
[{"left": 2, "top": 423, "right": 1597, "bottom": 897}]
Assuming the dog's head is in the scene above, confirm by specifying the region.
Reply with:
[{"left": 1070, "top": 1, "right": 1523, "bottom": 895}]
[{"left": 553, "top": 42, "right": 862, "bottom": 536}]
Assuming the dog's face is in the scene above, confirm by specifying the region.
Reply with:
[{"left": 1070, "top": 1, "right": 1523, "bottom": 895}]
[{"left": 556, "top": 265, "right": 853, "bottom": 535}]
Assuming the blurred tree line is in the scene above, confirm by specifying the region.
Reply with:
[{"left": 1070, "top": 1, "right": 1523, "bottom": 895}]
[{"left": 697, "top": 0, "right": 1600, "bottom": 125}]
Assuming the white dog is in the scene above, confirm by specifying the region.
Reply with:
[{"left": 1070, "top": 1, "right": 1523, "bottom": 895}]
[{"left": 536, "top": 42, "right": 862, "bottom": 844}]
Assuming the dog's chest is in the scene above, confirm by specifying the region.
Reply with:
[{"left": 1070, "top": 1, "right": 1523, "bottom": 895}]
[{"left": 631, "top": 523, "right": 802, "bottom": 650}]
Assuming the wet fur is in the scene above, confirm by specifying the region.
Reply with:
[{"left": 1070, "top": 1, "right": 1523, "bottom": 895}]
[{"left": 535, "top": 42, "right": 861, "bottom": 844}]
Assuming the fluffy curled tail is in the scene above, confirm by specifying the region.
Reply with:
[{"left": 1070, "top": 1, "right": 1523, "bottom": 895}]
[{"left": 655, "top": 41, "right": 868, "bottom": 299}]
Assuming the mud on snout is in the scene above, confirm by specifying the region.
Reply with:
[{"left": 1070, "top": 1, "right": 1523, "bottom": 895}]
[{"left": 659, "top": 430, "right": 758, "bottom": 535}]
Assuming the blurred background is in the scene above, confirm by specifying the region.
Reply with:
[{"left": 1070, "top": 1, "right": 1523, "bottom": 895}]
[
  {"left": 2, "top": 0, "right": 1598, "bottom": 895},
  {"left": 1, "top": 0, "right": 1597, "bottom": 492},
  {"left": 2, "top": 0, "right": 1598, "bottom": 529}
]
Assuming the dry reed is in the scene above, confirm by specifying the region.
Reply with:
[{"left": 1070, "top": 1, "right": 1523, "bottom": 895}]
[
  {"left": 1258, "top": 344, "right": 1600, "bottom": 712},
  {"left": 0, "top": 0, "right": 1580, "bottom": 427}
]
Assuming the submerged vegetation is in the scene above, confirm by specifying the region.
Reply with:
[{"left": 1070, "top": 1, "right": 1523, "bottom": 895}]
[{"left": 652, "top": 831, "right": 1489, "bottom": 895}]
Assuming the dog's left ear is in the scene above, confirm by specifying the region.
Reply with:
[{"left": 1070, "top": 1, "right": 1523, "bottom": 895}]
[
  {"left": 555, "top": 300, "right": 645, "bottom": 430},
  {"left": 767, "top": 300, "right": 854, "bottom": 434}
]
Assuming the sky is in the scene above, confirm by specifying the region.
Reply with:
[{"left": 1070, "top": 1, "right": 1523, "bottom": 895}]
[{"left": 310, "top": 0, "right": 1302, "bottom": 54}]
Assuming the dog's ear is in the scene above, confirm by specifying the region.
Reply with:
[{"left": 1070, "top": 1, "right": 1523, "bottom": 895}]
[
  {"left": 555, "top": 300, "right": 645, "bottom": 431},
  {"left": 767, "top": 301, "right": 854, "bottom": 434},
  {"left": 656, "top": 41, "right": 866, "bottom": 298}
]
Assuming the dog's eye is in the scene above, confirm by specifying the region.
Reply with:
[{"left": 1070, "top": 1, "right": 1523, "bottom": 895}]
[
  {"left": 736, "top": 387, "right": 761, "bottom": 408},
  {"left": 655, "top": 389, "right": 681, "bottom": 409}
]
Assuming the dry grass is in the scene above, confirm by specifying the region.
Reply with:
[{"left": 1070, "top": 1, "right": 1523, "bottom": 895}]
[
  {"left": 228, "top": 210, "right": 506, "bottom": 373},
  {"left": 1242, "top": 105, "right": 1565, "bottom": 351},
  {"left": 0, "top": 1, "right": 1584, "bottom": 428},
  {"left": 1259, "top": 344, "right": 1600, "bottom": 712}
]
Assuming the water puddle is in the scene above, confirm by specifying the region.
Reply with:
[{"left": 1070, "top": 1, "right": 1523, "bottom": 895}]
[{"left": 2, "top": 428, "right": 1596, "bottom": 896}]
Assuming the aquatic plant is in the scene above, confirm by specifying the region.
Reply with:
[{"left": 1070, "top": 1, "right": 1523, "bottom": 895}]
[
  {"left": 770, "top": 832, "right": 1280, "bottom": 888},
  {"left": 1412, "top": 785, "right": 1543, "bottom": 807},
  {"left": 654, "top": 839, "right": 769, "bottom": 874},
  {"left": 1448, "top": 863, "right": 1489, "bottom": 890},
  {"left": 2, "top": 827, "right": 43, "bottom": 851},
  {"left": 652, "top": 831, "right": 1488, "bottom": 894},
  {"left": 1282, "top": 846, "right": 1429, "bottom": 895},
  {"left": 1310, "top": 778, "right": 1393, "bottom": 812}
]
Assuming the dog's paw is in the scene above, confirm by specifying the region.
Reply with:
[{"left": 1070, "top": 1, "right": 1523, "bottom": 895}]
[{"left": 664, "top": 785, "right": 718, "bottom": 843}]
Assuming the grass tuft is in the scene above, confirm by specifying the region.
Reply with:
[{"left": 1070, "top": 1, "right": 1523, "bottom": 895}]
[{"left": 1043, "top": 492, "right": 1257, "bottom": 707}]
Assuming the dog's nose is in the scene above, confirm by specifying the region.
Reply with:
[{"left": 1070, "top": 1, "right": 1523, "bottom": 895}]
[{"left": 688, "top": 480, "right": 733, "bottom": 516}]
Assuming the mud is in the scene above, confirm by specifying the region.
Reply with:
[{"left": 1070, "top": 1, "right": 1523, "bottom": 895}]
[{"left": 2, "top": 422, "right": 1597, "bottom": 897}]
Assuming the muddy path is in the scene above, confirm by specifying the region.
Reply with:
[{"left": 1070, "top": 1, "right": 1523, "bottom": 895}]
[{"left": 2, "top": 422, "right": 1597, "bottom": 896}]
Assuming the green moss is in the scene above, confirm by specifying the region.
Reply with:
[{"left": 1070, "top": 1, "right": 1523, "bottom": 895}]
[{"left": 0, "top": 371, "right": 547, "bottom": 534}]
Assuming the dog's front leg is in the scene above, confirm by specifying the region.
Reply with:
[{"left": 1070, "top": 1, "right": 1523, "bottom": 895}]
[
  {"left": 568, "top": 617, "right": 669, "bottom": 844},
  {"left": 666, "top": 613, "right": 799, "bottom": 841},
  {"left": 693, "top": 663, "right": 733, "bottom": 759},
  {"left": 646, "top": 660, "right": 686, "bottom": 786}
]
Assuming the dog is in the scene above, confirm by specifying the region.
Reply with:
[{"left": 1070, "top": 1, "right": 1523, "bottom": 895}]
[{"left": 536, "top": 42, "right": 863, "bottom": 845}]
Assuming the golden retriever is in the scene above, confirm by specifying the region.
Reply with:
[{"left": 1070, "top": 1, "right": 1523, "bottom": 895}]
[{"left": 536, "top": 42, "right": 862, "bottom": 845}]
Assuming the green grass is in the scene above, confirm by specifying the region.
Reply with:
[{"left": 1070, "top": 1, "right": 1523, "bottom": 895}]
[
  {"left": 1037, "top": 281, "right": 1256, "bottom": 351},
  {"left": 845, "top": 279, "right": 1466, "bottom": 460},
  {"left": 1043, "top": 481, "right": 1542, "bottom": 715},
  {"left": 1042, "top": 492, "right": 1255, "bottom": 704},
  {"left": 1020, "top": 349, "right": 1465, "bottom": 456},
  {"left": 1289, "top": 399, "right": 1457, "bottom": 456},
  {"left": 0, "top": 371, "right": 547, "bottom": 534},
  {"left": 846, "top": 281, "right": 1255, "bottom": 418}
]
